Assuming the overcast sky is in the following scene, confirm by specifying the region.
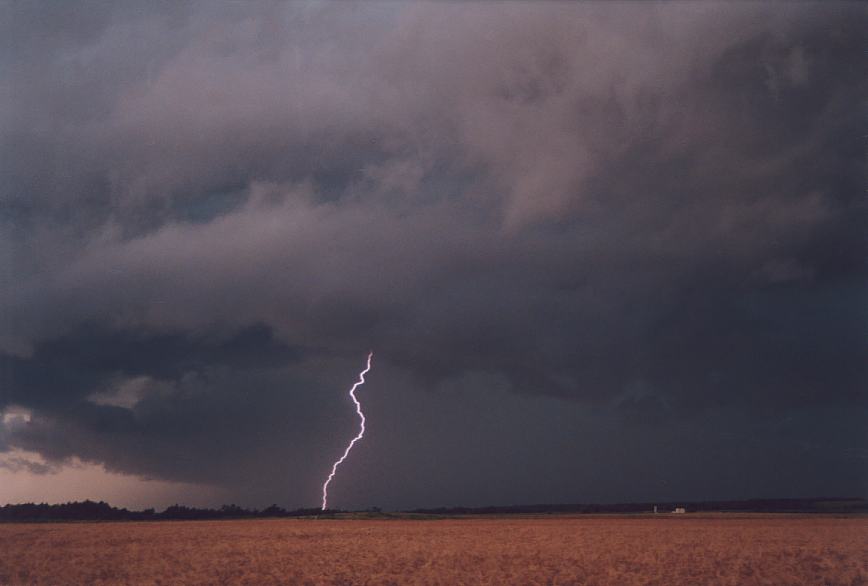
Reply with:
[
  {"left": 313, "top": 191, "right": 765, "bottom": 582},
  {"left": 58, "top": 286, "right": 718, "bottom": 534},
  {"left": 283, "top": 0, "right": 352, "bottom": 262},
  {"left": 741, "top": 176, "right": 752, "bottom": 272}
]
[{"left": 1, "top": 1, "right": 865, "bottom": 511}]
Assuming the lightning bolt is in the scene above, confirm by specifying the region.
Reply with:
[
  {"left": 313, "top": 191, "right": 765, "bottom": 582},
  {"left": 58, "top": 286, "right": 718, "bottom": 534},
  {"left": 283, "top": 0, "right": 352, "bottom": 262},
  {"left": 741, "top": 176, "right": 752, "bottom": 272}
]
[{"left": 321, "top": 351, "right": 373, "bottom": 511}]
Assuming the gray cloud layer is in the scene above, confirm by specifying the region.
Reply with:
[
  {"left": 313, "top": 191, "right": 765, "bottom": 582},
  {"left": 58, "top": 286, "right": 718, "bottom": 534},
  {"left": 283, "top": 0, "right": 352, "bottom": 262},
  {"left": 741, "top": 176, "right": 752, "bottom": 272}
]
[{"left": 1, "top": 1, "right": 865, "bottom": 508}]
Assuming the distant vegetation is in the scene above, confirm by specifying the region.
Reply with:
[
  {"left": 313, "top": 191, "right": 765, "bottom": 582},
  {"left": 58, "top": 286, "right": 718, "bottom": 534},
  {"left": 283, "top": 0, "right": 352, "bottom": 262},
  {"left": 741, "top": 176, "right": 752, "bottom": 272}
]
[
  {"left": 0, "top": 497, "right": 864, "bottom": 522},
  {"left": 409, "top": 497, "right": 868, "bottom": 516},
  {"left": 0, "top": 501, "right": 333, "bottom": 522}
]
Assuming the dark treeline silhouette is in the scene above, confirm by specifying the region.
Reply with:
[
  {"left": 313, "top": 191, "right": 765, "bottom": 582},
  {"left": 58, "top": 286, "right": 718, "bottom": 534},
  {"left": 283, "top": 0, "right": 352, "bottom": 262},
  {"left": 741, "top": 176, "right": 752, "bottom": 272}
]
[
  {"left": 1, "top": 497, "right": 864, "bottom": 522},
  {"left": 0, "top": 501, "right": 338, "bottom": 522},
  {"left": 409, "top": 497, "right": 868, "bottom": 516}
]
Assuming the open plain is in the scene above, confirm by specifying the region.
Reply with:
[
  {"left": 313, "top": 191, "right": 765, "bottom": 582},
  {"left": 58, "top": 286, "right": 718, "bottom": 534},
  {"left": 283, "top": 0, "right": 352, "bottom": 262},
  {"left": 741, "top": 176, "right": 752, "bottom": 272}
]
[{"left": 0, "top": 515, "right": 865, "bottom": 585}]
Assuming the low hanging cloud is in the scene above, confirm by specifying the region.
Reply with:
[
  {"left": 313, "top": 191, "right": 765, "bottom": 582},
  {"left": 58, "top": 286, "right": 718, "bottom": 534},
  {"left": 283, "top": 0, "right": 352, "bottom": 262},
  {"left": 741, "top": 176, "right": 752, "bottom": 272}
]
[{"left": 0, "top": 2, "right": 865, "bottom": 506}]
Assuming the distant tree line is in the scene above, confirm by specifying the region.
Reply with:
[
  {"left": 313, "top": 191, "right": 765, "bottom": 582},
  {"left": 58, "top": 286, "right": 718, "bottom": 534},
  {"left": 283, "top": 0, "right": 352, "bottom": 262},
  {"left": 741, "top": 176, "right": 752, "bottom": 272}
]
[
  {"left": 0, "top": 501, "right": 340, "bottom": 522},
  {"left": 409, "top": 497, "right": 868, "bottom": 516},
  {"left": 1, "top": 497, "right": 864, "bottom": 522}
]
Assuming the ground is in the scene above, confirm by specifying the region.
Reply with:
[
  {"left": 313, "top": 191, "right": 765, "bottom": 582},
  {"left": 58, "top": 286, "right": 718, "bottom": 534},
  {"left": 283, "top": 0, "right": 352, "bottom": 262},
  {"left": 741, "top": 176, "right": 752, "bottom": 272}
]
[{"left": 0, "top": 514, "right": 865, "bottom": 585}]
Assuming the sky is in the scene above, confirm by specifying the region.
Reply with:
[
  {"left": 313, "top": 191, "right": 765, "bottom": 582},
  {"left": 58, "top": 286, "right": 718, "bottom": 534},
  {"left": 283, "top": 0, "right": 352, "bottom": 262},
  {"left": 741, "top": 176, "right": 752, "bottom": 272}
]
[{"left": 0, "top": 1, "right": 865, "bottom": 511}]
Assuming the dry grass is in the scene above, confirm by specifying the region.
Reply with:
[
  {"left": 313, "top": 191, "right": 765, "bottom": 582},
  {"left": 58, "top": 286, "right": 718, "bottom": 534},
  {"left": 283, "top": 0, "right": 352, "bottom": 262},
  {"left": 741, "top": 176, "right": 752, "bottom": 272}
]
[{"left": 0, "top": 514, "right": 865, "bottom": 585}]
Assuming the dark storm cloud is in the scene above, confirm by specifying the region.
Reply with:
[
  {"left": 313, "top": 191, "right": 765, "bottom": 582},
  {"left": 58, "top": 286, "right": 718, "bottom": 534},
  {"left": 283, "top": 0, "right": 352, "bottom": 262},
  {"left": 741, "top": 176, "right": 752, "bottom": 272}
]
[
  {"left": 0, "top": 2, "right": 865, "bottom": 506},
  {"left": 0, "top": 322, "right": 300, "bottom": 410}
]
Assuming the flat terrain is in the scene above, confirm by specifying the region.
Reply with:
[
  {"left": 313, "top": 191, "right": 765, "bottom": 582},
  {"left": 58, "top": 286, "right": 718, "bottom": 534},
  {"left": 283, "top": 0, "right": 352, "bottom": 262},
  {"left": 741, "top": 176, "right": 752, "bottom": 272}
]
[{"left": 0, "top": 515, "right": 865, "bottom": 585}]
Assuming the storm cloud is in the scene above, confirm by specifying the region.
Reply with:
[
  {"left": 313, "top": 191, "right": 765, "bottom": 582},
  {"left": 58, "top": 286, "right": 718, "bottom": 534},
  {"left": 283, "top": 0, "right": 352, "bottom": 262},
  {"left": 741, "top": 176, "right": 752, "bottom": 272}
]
[{"left": 1, "top": 1, "right": 865, "bottom": 508}]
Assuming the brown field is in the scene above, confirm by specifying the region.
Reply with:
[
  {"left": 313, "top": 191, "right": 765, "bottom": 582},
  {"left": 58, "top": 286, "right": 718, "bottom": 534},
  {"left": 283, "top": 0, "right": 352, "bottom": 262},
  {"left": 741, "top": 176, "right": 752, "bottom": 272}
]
[{"left": 0, "top": 515, "right": 865, "bottom": 585}]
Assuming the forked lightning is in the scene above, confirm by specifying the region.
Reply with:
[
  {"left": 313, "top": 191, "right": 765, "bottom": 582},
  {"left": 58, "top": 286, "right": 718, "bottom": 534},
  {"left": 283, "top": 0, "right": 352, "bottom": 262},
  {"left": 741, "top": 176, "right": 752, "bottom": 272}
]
[{"left": 321, "top": 351, "right": 373, "bottom": 510}]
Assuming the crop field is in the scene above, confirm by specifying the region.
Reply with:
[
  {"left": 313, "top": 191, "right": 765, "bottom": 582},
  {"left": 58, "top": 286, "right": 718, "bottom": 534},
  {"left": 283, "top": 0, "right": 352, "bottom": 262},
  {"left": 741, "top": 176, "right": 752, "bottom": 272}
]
[{"left": 0, "top": 514, "right": 865, "bottom": 585}]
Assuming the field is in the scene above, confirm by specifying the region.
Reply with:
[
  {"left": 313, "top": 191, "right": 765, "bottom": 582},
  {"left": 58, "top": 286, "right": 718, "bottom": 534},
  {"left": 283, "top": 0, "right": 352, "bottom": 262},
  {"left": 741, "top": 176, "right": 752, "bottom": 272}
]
[{"left": 0, "top": 515, "right": 865, "bottom": 585}]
